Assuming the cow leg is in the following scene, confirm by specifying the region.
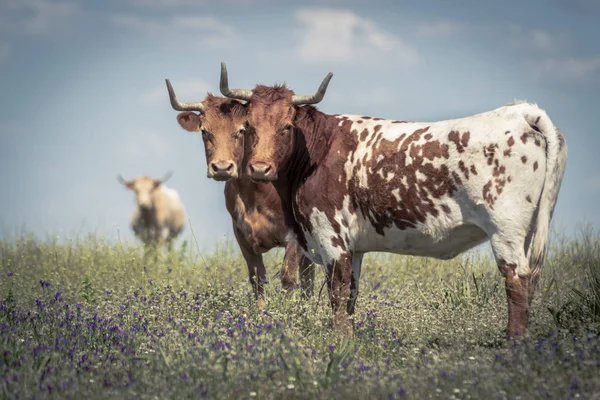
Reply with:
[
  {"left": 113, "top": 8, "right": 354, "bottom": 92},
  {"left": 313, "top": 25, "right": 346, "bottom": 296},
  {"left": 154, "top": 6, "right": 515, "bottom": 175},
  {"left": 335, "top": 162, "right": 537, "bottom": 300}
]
[
  {"left": 164, "top": 237, "right": 174, "bottom": 264},
  {"left": 281, "top": 242, "right": 300, "bottom": 293},
  {"left": 233, "top": 225, "right": 267, "bottom": 306},
  {"left": 159, "top": 228, "right": 171, "bottom": 260},
  {"left": 490, "top": 234, "right": 531, "bottom": 339},
  {"left": 141, "top": 236, "right": 155, "bottom": 263},
  {"left": 144, "top": 228, "right": 160, "bottom": 261},
  {"left": 347, "top": 252, "right": 365, "bottom": 316},
  {"left": 326, "top": 253, "right": 353, "bottom": 337},
  {"left": 299, "top": 254, "right": 315, "bottom": 299},
  {"left": 134, "top": 225, "right": 150, "bottom": 261},
  {"left": 156, "top": 227, "right": 164, "bottom": 256},
  {"left": 166, "top": 237, "right": 174, "bottom": 255}
]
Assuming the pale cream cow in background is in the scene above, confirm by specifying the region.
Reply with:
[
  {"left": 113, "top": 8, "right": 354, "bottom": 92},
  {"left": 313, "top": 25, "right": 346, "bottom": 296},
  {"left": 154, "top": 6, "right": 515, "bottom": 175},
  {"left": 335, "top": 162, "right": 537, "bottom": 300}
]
[{"left": 117, "top": 171, "right": 187, "bottom": 256}]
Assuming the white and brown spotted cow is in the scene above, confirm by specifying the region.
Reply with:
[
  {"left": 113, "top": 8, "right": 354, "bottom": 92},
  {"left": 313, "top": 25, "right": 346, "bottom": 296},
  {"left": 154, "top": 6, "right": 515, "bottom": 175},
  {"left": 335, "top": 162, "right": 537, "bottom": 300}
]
[
  {"left": 163, "top": 80, "right": 316, "bottom": 302},
  {"left": 219, "top": 63, "right": 568, "bottom": 339},
  {"left": 118, "top": 172, "right": 187, "bottom": 257}
]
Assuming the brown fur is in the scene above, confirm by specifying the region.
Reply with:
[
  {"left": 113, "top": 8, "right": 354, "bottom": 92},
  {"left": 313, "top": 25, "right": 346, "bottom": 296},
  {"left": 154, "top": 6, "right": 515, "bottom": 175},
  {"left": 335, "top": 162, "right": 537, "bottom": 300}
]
[
  {"left": 174, "top": 92, "right": 315, "bottom": 299},
  {"left": 241, "top": 83, "right": 543, "bottom": 340}
]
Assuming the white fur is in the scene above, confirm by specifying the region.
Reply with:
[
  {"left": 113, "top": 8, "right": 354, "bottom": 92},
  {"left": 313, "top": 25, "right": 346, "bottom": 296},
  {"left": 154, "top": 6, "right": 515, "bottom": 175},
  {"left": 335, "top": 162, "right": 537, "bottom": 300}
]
[
  {"left": 131, "top": 184, "right": 187, "bottom": 252},
  {"left": 295, "top": 102, "right": 567, "bottom": 280}
]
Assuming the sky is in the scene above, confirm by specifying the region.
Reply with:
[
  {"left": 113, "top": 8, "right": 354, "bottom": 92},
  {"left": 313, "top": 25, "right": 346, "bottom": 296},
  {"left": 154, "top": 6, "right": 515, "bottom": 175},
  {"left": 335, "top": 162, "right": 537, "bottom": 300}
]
[{"left": 1, "top": 0, "right": 599, "bottom": 251}]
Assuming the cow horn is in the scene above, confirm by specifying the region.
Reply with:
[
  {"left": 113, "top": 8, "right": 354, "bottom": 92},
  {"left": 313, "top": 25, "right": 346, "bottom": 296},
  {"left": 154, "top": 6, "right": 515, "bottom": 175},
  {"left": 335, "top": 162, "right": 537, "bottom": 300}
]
[
  {"left": 219, "top": 62, "right": 254, "bottom": 101},
  {"left": 291, "top": 72, "right": 334, "bottom": 105},
  {"left": 165, "top": 79, "right": 205, "bottom": 113},
  {"left": 158, "top": 171, "right": 173, "bottom": 183},
  {"left": 117, "top": 174, "right": 128, "bottom": 185}
]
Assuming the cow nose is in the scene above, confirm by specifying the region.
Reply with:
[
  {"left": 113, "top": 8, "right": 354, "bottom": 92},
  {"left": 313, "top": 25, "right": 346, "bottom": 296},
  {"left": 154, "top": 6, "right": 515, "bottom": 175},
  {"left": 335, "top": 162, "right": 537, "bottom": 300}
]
[
  {"left": 209, "top": 160, "right": 236, "bottom": 181},
  {"left": 249, "top": 162, "right": 276, "bottom": 181},
  {"left": 211, "top": 161, "right": 234, "bottom": 173}
]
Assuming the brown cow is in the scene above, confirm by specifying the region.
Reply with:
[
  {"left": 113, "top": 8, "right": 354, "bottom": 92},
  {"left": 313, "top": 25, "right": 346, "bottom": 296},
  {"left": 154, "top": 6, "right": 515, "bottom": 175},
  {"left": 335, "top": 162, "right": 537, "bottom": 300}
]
[
  {"left": 164, "top": 79, "right": 315, "bottom": 302},
  {"left": 219, "top": 63, "right": 567, "bottom": 339}
]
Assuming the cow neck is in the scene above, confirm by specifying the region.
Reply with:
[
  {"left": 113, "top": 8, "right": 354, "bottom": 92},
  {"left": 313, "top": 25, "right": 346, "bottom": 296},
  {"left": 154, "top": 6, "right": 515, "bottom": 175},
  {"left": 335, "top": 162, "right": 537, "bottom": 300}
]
[
  {"left": 273, "top": 105, "right": 335, "bottom": 250},
  {"left": 235, "top": 175, "right": 273, "bottom": 203}
]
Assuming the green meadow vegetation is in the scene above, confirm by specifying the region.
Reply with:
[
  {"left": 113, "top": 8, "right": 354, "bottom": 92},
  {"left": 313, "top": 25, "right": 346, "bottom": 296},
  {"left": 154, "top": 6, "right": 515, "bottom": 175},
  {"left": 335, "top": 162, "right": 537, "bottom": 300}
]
[{"left": 1, "top": 224, "right": 599, "bottom": 399}]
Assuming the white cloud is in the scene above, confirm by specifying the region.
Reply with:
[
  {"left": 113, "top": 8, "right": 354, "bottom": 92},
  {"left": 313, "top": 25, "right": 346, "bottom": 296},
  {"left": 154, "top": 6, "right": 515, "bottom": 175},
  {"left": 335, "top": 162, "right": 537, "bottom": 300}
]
[
  {"left": 0, "top": 0, "right": 79, "bottom": 36},
  {"left": 529, "top": 29, "right": 570, "bottom": 53},
  {"left": 293, "top": 8, "right": 418, "bottom": 66},
  {"left": 530, "top": 30, "right": 555, "bottom": 52},
  {"left": 530, "top": 57, "right": 600, "bottom": 81},
  {"left": 507, "top": 27, "right": 591, "bottom": 81},
  {"left": 139, "top": 79, "right": 213, "bottom": 106},
  {"left": 111, "top": 14, "right": 236, "bottom": 47},
  {"left": 509, "top": 26, "right": 568, "bottom": 53},
  {"left": 118, "top": 130, "right": 174, "bottom": 160},
  {"left": 416, "top": 20, "right": 464, "bottom": 37}
]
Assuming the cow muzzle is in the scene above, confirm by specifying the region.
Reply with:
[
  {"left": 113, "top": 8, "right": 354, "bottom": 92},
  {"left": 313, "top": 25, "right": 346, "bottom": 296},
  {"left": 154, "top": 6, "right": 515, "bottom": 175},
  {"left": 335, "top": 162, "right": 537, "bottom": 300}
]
[
  {"left": 208, "top": 160, "right": 237, "bottom": 181},
  {"left": 248, "top": 161, "right": 277, "bottom": 182},
  {"left": 139, "top": 203, "right": 153, "bottom": 212}
]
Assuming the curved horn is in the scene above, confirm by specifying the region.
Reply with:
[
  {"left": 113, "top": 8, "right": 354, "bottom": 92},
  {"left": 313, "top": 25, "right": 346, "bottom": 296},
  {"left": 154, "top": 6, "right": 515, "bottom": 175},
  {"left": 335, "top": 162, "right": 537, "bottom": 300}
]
[
  {"left": 291, "top": 72, "right": 334, "bottom": 105},
  {"left": 165, "top": 79, "right": 205, "bottom": 113},
  {"left": 117, "top": 174, "right": 128, "bottom": 185},
  {"left": 157, "top": 171, "right": 173, "bottom": 184},
  {"left": 219, "top": 62, "right": 253, "bottom": 101}
]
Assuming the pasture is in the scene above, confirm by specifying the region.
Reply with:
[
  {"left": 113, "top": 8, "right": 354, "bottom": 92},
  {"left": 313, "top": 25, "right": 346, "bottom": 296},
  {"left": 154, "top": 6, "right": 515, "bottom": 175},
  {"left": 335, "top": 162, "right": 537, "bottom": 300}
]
[{"left": 1, "top": 226, "right": 599, "bottom": 399}]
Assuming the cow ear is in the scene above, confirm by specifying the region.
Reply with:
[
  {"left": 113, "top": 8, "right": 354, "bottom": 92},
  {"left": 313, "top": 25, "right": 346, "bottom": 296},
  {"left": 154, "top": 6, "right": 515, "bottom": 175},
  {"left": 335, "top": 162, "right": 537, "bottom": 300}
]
[
  {"left": 177, "top": 112, "right": 202, "bottom": 132},
  {"left": 153, "top": 180, "right": 162, "bottom": 189},
  {"left": 125, "top": 182, "right": 134, "bottom": 190}
]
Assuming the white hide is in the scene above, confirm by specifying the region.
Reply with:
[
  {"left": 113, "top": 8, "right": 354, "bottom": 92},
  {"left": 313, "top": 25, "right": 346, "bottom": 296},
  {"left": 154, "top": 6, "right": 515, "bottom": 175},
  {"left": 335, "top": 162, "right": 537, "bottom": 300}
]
[
  {"left": 297, "top": 101, "right": 567, "bottom": 278},
  {"left": 131, "top": 184, "right": 187, "bottom": 247}
]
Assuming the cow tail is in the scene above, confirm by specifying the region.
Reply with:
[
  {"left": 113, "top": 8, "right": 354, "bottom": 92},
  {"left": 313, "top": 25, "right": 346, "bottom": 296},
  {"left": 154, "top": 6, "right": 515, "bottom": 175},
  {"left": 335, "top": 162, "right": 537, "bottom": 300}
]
[{"left": 524, "top": 108, "right": 568, "bottom": 295}]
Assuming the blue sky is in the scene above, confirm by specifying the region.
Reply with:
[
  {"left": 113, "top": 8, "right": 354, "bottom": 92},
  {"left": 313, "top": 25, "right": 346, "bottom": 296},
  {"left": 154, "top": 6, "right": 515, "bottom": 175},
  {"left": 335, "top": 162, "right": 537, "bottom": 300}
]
[{"left": 1, "top": 0, "right": 599, "bottom": 250}]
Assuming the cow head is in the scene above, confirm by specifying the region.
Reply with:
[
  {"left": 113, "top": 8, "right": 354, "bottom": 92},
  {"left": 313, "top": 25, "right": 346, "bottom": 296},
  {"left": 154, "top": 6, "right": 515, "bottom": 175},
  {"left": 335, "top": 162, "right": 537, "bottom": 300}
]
[
  {"left": 117, "top": 172, "right": 173, "bottom": 210},
  {"left": 166, "top": 80, "right": 247, "bottom": 181},
  {"left": 219, "top": 62, "right": 333, "bottom": 183}
]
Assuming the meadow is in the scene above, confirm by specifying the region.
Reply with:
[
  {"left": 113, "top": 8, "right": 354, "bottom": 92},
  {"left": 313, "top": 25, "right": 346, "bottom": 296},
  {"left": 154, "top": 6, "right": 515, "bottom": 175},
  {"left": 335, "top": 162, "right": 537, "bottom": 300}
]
[{"left": 1, "top": 225, "right": 599, "bottom": 399}]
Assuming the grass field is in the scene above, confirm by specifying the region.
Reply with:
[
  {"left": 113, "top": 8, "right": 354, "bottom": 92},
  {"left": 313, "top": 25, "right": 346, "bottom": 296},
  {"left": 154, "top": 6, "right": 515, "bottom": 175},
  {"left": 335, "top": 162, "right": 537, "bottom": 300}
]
[{"left": 1, "top": 226, "right": 599, "bottom": 399}]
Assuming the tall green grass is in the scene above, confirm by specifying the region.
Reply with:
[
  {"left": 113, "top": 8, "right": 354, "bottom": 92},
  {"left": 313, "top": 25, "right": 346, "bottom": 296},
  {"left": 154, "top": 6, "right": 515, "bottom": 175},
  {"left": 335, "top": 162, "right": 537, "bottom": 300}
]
[{"left": 1, "top": 226, "right": 599, "bottom": 399}]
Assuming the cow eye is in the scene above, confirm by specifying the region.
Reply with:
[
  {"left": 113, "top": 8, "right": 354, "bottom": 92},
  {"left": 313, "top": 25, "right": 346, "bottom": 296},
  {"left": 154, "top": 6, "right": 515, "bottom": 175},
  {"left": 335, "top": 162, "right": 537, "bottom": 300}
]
[
  {"left": 280, "top": 124, "right": 294, "bottom": 135},
  {"left": 201, "top": 129, "right": 212, "bottom": 139},
  {"left": 233, "top": 129, "right": 245, "bottom": 139}
]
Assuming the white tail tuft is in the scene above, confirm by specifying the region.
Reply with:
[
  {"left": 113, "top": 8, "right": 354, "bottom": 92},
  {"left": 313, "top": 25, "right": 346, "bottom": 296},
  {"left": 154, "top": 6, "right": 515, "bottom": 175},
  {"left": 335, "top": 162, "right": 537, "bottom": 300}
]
[{"left": 524, "top": 108, "right": 568, "bottom": 295}]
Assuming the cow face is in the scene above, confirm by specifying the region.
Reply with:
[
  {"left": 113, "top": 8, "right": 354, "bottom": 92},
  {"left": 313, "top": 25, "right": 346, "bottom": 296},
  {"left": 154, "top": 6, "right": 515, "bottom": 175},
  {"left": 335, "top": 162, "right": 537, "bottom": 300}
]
[
  {"left": 167, "top": 80, "right": 247, "bottom": 182},
  {"left": 245, "top": 96, "right": 297, "bottom": 182},
  {"left": 217, "top": 63, "right": 333, "bottom": 183},
  {"left": 176, "top": 105, "right": 247, "bottom": 181},
  {"left": 122, "top": 177, "right": 162, "bottom": 210},
  {"left": 118, "top": 172, "right": 173, "bottom": 210}
]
